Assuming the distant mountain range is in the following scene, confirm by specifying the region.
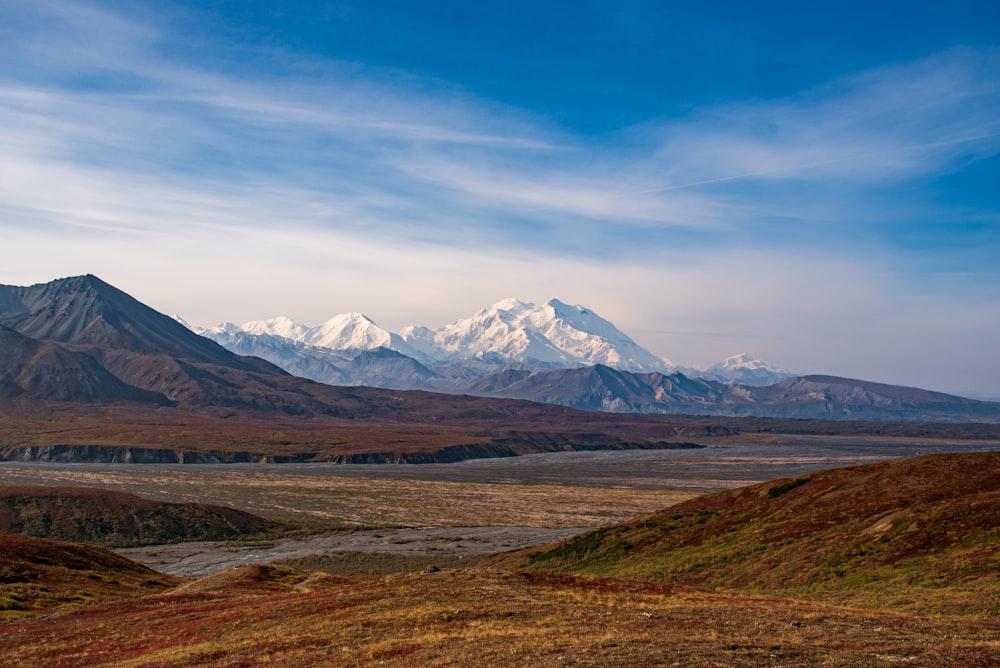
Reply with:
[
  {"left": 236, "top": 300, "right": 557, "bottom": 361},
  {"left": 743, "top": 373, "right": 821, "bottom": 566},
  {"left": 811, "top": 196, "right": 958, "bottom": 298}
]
[
  {"left": 190, "top": 297, "right": 1000, "bottom": 422},
  {"left": 2, "top": 275, "right": 999, "bottom": 424},
  {"left": 194, "top": 298, "right": 793, "bottom": 390}
]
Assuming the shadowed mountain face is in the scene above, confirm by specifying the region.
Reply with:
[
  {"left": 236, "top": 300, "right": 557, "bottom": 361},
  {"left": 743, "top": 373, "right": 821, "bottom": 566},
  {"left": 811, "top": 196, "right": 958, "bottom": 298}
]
[
  {"left": 0, "top": 275, "right": 271, "bottom": 370},
  {"left": 465, "top": 365, "right": 726, "bottom": 413},
  {"left": 0, "top": 276, "right": 344, "bottom": 414},
  {"left": 0, "top": 324, "right": 169, "bottom": 404},
  {"left": 746, "top": 374, "right": 1000, "bottom": 421},
  {"left": 466, "top": 365, "right": 1000, "bottom": 422}
]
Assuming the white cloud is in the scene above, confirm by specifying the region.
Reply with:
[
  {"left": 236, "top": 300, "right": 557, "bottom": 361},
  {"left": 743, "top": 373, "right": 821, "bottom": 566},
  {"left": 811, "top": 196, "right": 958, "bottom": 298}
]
[{"left": 645, "top": 49, "right": 1000, "bottom": 190}]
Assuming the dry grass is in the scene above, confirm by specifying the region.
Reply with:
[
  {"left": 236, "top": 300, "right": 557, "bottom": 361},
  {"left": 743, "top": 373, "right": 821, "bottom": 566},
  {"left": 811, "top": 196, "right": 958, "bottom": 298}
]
[
  {"left": 0, "top": 533, "right": 180, "bottom": 621},
  {"left": 0, "top": 567, "right": 996, "bottom": 667},
  {"left": 1, "top": 452, "right": 998, "bottom": 665},
  {"left": 0, "top": 410, "right": 729, "bottom": 463},
  {"left": 3, "top": 412, "right": 997, "bottom": 464},
  {"left": 511, "top": 452, "right": 1000, "bottom": 616},
  {"left": 280, "top": 551, "right": 481, "bottom": 576}
]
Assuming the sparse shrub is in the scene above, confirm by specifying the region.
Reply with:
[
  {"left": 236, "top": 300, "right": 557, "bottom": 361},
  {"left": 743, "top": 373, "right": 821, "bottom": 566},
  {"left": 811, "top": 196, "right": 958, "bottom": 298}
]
[
  {"left": 0, "top": 568, "right": 24, "bottom": 584},
  {"left": 0, "top": 593, "right": 25, "bottom": 610},
  {"left": 529, "top": 529, "right": 610, "bottom": 564},
  {"left": 768, "top": 477, "right": 810, "bottom": 498}
]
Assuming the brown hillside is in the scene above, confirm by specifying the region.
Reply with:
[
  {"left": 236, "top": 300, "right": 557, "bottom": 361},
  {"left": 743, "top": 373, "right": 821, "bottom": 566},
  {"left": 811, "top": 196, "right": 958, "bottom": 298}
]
[
  {"left": 518, "top": 451, "right": 1000, "bottom": 613},
  {"left": 0, "top": 486, "right": 283, "bottom": 547},
  {"left": 0, "top": 532, "right": 180, "bottom": 619}
]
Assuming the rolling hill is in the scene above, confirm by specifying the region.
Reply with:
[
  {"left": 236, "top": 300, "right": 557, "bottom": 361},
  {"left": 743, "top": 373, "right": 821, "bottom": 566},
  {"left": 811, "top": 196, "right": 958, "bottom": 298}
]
[
  {"left": 0, "top": 532, "right": 180, "bottom": 619},
  {"left": 516, "top": 450, "right": 1000, "bottom": 613},
  {"left": 0, "top": 486, "right": 282, "bottom": 547}
]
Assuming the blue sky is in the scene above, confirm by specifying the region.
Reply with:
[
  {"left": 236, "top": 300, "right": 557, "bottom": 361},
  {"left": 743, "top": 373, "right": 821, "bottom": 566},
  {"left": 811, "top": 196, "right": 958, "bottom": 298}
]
[{"left": 2, "top": 0, "right": 999, "bottom": 396}]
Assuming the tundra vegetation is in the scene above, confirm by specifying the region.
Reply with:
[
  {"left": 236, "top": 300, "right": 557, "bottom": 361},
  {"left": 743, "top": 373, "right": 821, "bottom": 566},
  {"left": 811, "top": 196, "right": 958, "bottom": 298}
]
[{"left": 0, "top": 451, "right": 997, "bottom": 666}]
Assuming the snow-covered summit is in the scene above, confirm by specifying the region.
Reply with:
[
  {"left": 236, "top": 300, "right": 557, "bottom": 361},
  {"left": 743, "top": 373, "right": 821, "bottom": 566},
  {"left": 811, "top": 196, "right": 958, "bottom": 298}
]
[
  {"left": 402, "top": 297, "right": 672, "bottom": 372},
  {"left": 226, "top": 312, "right": 419, "bottom": 357},
  {"left": 241, "top": 316, "right": 309, "bottom": 341},
  {"left": 198, "top": 321, "right": 245, "bottom": 336},
  {"left": 699, "top": 353, "right": 792, "bottom": 386},
  {"left": 194, "top": 298, "right": 671, "bottom": 373},
  {"left": 187, "top": 301, "right": 792, "bottom": 384},
  {"left": 711, "top": 353, "right": 771, "bottom": 372},
  {"left": 304, "top": 312, "right": 395, "bottom": 351}
]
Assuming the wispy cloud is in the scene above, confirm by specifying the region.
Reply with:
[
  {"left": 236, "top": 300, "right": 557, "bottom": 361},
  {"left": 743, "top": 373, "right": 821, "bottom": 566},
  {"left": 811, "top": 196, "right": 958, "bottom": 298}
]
[
  {"left": 646, "top": 49, "right": 1000, "bottom": 189},
  {"left": 3, "top": 2, "right": 998, "bottom": 255}
]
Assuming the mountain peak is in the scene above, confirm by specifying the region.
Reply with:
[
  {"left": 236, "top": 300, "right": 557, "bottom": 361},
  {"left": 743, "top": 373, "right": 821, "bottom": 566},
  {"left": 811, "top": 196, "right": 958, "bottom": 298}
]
[
  {"left": 543, "top": 297, "right": 580, "bottom": 314},
  {"left": 242, "top": 316, "right": 309, "bottom": 340},
  {"left": 323, "top": 311, "right": 376, "bottom": 324},
  {"left": 0, "top": 275, "right": 243, "bottom": 366},
  {"left": 207, "top": 298, "right": 673, "bottom": 374},
  {"left": 307, "top": 312, "right": 397, "bottom": 350},
  {"left": 711, "top": 353, "right": 769, "bottom": 371},
  {"left": 488, "top": 297, "right": 532, "bottom": 312},
  {"left": 700, "top": 353, "right": 792, "bottom": 386},
  {"left": 0, "top": 275, "right": 281, "bottom": 382},
  {"left": 413, "top": 298, "right": 672, "bottom": 372}
]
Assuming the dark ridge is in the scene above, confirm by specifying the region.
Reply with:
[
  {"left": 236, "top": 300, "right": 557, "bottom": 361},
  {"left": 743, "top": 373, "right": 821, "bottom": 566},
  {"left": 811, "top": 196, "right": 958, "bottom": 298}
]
[
  {"left": 0, "top": 486, "right": 282, "bottom": 547},
  {"left": 0, "top": 275, "right": 282, "bottom": 372},
  {"left": 467, "top": 365, "right": 1000, "bottom": 422}
]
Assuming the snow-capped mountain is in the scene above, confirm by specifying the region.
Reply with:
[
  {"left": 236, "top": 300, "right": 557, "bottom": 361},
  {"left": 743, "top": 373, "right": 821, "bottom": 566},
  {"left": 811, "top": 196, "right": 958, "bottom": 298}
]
[
  {"left": 241, "top": 316, "right": 310, "bottom": 341},
  {"left": 222, "top": 313, "right": 419, "bottom": 358},
  {"left": 401, "top": 298, "right": 672, "bottom": 372},
  {"left": 192, "top": 299, "right": 790, "bottom": 392},
  {"left": 302, "top": 312, "right": 418, "bottom": 356},
  {"left": 697, "top": 353, "right": 793, "bottom": 386},
  {"left": 200, "top": 322, "right": 352, "bottom": 385},
  {"left": 199, "top": 298, "right": 673, "bottom": 373}
]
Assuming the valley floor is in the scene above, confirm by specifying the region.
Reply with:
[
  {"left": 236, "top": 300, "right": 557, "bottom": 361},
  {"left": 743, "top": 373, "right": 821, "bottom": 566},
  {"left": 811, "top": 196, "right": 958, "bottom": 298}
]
[{"left": 115, "top": 526, "right": 586, "bottom": 577}]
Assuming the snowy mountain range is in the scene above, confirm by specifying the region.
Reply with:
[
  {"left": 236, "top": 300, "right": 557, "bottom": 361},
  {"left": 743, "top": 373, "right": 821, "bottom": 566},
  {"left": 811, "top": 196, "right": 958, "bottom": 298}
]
[{"left": 193, "top": 298, "right": 792, "bottom": 391}]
